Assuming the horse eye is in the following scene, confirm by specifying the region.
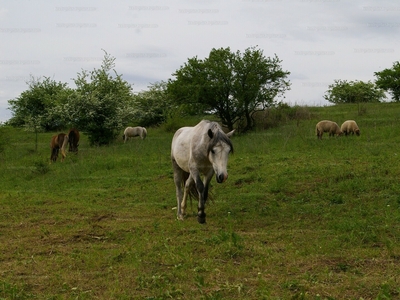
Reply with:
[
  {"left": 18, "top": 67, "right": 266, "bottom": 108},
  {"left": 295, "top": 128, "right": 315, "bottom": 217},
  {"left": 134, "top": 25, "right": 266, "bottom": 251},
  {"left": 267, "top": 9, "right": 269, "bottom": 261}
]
[{"left": 211, "top": 149, "right": 215, "bottom": 154}]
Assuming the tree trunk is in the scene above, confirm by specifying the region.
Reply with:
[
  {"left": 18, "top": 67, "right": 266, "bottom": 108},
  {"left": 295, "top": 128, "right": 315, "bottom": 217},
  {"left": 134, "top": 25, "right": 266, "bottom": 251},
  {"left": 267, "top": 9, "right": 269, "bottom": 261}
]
[{"left": 243, "top": 109, "right": 253, "bottom": 132}]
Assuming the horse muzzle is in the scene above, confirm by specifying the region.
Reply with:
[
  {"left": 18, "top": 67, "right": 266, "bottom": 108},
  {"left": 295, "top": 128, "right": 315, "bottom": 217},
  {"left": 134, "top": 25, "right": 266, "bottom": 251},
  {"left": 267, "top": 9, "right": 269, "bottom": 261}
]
[{"left": 216, "top": 173, "right": 228, "bottom": 183}]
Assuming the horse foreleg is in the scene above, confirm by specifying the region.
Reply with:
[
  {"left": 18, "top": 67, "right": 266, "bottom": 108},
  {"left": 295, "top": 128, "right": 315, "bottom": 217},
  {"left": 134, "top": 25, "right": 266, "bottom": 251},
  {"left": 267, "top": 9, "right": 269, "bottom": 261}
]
[
  {"left": 193, "top": 173, "right": 206, "bottom": 224},
  {"left": 203, "top": 170, "right": 214, "bottom": 204}
]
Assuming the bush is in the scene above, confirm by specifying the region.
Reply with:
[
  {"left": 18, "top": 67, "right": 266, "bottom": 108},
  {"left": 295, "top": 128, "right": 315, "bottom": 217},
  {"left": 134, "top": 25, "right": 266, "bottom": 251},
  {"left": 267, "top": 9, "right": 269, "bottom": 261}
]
[
  {"left": 64, "top": 51, "right": 134, "bottom": 145},
  {"left": 253, "top": 104, "right": 313, "bottom": 130}
]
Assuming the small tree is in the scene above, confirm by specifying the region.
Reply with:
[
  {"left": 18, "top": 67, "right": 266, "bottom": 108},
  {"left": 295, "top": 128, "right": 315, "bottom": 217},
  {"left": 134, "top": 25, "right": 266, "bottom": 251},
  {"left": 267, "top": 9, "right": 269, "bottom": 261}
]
[
  {"left": 324, "top": 80, "right": 385, "bottom": 104},
  {"left": 232, "top": 48, "right": 291, "bottom": 131},
  {"left": 131, "top": 81, "right": 172, "bottom": 127},
  {"left": 64, "top": 51, "right": 134, "bottom": 145},
  {"left": 374, "top": 61, "right": 400, "bottom": 102}
]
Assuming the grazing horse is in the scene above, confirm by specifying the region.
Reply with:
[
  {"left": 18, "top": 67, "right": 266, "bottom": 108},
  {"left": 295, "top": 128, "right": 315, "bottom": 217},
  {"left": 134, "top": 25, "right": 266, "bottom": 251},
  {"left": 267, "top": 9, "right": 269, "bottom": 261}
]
[
  {"left": 123, "top": 126, "right": 147, "bottom": 142},
  {"left": 171, "top": 120, "right": 234, "bottom": 224},
  {"left": 68, "top": 128, "right": 80, "bottom": 153},
  {"left": 50, "top": 133, "right": 69, "bottom": 162}
]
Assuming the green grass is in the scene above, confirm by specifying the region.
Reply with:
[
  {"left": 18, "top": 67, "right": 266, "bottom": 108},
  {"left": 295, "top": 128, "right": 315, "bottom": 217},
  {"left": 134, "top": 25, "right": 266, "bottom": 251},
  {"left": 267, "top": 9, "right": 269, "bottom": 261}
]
[{"left": 1, "top": 103, "right": 400, "bottom": 299}]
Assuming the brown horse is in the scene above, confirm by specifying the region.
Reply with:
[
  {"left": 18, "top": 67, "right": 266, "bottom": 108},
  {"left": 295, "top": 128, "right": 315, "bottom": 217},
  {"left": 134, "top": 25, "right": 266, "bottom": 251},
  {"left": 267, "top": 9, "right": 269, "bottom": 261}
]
[
  {"left": 50, "top": 133, "right": 69, "bottom": 162},
  {"left": 68, "top": 128, "right": 80, "bottom": 153}
]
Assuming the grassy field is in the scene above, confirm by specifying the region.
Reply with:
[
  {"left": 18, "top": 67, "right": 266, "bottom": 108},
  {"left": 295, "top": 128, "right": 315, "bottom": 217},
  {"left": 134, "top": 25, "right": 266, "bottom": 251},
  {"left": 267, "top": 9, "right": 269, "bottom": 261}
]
[{"left": 1, "top": 103, "right": 400, "bottom": 299}]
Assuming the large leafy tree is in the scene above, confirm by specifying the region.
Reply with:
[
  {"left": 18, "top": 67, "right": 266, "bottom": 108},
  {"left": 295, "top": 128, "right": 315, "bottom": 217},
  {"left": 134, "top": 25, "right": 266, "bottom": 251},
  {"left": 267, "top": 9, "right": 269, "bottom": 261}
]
[
  {"left": 168, "top": 47, "right": 291, "bottom": 131},
  {"left": 374, "top": 61, "right": 400, "bottom": 102},
  {"left": 64, "top": 51, "right": 134, "bottom": 145},
  {"left": 324, "top": 80, "right": 386, "bottom": 104}
]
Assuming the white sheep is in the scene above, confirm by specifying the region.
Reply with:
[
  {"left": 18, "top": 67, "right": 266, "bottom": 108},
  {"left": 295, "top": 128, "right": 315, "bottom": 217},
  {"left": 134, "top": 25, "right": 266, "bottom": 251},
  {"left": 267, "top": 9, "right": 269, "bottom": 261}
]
[
  {"left": 316, "top": 120, "right": 342, "bottom": 140},
  {"left": 341, "top": 120, "right": 360, "bottom": 136}
]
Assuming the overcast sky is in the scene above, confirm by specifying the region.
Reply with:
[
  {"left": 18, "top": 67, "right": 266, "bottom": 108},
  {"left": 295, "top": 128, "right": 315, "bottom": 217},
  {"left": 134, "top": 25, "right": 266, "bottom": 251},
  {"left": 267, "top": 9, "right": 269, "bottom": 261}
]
[{"left": 0, "top": 0, "right": 399, "bottom": 122}]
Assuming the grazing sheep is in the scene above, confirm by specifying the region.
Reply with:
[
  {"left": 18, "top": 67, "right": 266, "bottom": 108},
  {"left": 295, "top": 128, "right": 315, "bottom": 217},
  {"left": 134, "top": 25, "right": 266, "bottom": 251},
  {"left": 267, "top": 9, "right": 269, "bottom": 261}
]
[
  {"left": 341, "top": 120, "right": 360, "bottom": 136},
  {"left": 316, "top": 120, "right": 342, "bottom": 140}
]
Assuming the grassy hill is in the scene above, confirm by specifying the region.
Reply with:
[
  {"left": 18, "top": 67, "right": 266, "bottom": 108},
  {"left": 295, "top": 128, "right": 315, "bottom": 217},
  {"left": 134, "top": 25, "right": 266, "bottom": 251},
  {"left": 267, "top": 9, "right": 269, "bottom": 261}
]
[{"left": 1, "top": 103, "right": 400, "bottom": 299}]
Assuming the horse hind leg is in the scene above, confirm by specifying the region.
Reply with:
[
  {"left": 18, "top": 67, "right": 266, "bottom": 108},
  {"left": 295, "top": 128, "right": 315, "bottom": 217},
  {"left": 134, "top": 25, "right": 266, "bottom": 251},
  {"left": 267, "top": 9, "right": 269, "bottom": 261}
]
[
  {"left": 172, "top": 160, "right": 185, "bottom": 220},
  {"left": 181, "top": 174, "right": 194, "bottom": 217}
]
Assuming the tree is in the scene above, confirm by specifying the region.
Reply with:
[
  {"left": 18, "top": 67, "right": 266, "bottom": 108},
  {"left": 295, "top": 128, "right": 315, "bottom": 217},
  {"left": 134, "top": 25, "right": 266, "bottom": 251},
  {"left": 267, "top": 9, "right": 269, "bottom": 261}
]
[
  {"left": 7, "top": 76, "right": 73, "bottom": 151},
  {"left": 374, "top": 61, "right": 400, "bottom": 102},
  {"left": 168, "top": 47, "right": 291, "bottom": 131},
  {"left": 63, "top": 50, "right": 134, "bottom": 145},
  {"left": 232, "top": 48, "right": 291, "bottom": 131},
  {"left": 324, "top": 80, "right": 386, "bottom": 104},
  {"left": 8, "top": 75, "right": 73, "bottom": 130}
]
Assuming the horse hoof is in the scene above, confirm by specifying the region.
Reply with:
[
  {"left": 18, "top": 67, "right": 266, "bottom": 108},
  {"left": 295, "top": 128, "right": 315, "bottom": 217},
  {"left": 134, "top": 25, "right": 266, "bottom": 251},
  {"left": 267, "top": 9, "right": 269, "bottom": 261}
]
[
  {"left": 197, "top": 216, "right": 206, "bottom": 224},
  {"left": 197, "top": 212, "right": 206, "bottom": 224}
]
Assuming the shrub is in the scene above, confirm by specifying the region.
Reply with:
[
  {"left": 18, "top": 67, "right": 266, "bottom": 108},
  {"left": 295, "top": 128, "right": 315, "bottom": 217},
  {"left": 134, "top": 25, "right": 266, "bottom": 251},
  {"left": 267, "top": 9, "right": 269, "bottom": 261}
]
[{"left": 253, "top": 104, "right": 313, "bottom": 130}]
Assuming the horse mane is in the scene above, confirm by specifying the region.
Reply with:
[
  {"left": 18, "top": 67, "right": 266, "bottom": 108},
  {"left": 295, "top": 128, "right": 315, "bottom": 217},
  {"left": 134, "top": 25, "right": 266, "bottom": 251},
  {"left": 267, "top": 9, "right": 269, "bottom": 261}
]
[{"left": 206, "top": 122, "right": 234, "bottom": 155}]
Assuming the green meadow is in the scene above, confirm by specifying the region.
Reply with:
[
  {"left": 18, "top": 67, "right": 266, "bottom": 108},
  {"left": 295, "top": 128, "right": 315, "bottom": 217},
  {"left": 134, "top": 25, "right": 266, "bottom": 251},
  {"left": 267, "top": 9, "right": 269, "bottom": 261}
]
[{"left": 1, "top": 103, "right": 400, "bottom": 299}]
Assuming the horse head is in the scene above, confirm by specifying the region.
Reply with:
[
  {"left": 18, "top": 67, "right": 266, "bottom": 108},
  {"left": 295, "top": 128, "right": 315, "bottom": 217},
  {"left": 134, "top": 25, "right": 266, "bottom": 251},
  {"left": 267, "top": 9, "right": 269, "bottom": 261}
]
[
  {"left": 68, "top": 128, "right": 80, "bottom": 153},
  {"left": 207, "top": 126, "right": 234, "bottom": 183}
]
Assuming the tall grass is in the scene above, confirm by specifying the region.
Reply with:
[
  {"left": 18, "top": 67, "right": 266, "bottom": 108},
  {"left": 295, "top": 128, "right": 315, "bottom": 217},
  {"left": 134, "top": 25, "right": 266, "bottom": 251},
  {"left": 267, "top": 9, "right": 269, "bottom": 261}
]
[{"left": 1, "top": 102, "right": 400, "bottom": 299}]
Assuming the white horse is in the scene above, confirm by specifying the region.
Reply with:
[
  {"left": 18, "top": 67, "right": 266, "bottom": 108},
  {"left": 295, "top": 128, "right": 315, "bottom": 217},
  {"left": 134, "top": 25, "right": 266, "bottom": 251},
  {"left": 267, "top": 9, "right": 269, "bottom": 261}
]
[
  {"left": 171, "top": 120, "right": 234, "bottom": 223},
  {"left": 123, "top": 126, "right": 147, "bottom": 142}
]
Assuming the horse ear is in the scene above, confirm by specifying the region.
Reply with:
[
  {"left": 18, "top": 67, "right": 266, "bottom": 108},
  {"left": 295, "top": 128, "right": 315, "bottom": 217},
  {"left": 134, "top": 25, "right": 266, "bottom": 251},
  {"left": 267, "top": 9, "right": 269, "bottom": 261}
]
[
  {"left": 208, "top": 128, "right": 214, "bottom": 139},
  {"left": 226, "top": 129, "right": 235, "bottom": 138}
]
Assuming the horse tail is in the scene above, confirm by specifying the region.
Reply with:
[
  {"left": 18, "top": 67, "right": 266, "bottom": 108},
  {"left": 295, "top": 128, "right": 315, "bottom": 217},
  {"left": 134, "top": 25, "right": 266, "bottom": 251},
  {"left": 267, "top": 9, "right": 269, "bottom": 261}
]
[
  {"left": 60, "top": 135, "right": 69, "bottom": 162},
  {"left": 141, "top": 127, "right": 147, "bottom": 139}
]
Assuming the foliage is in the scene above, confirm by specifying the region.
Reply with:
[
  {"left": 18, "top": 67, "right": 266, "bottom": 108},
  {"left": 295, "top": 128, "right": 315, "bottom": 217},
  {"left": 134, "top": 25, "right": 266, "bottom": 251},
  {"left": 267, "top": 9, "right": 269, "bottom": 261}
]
[
  {"left": 7, "top": 76, "right": 73, "bottom": 130},
  {"left": 160, "top": 106, "right": 205, "bottom": 133},
  {"left": 131, "top": 81, "right": 172, "bottom": 127},
  {"left": 324, "top": 79, "right": 386, "bottom": 104},
  {"left": 64, "top": 51, "right": 134, "bottom": 145},
  {"left": 374, "top": 61, "right": 400, "bottom": 102},
  {"left": 168, "top": 46, "right": 291, "bottom": 131}
]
